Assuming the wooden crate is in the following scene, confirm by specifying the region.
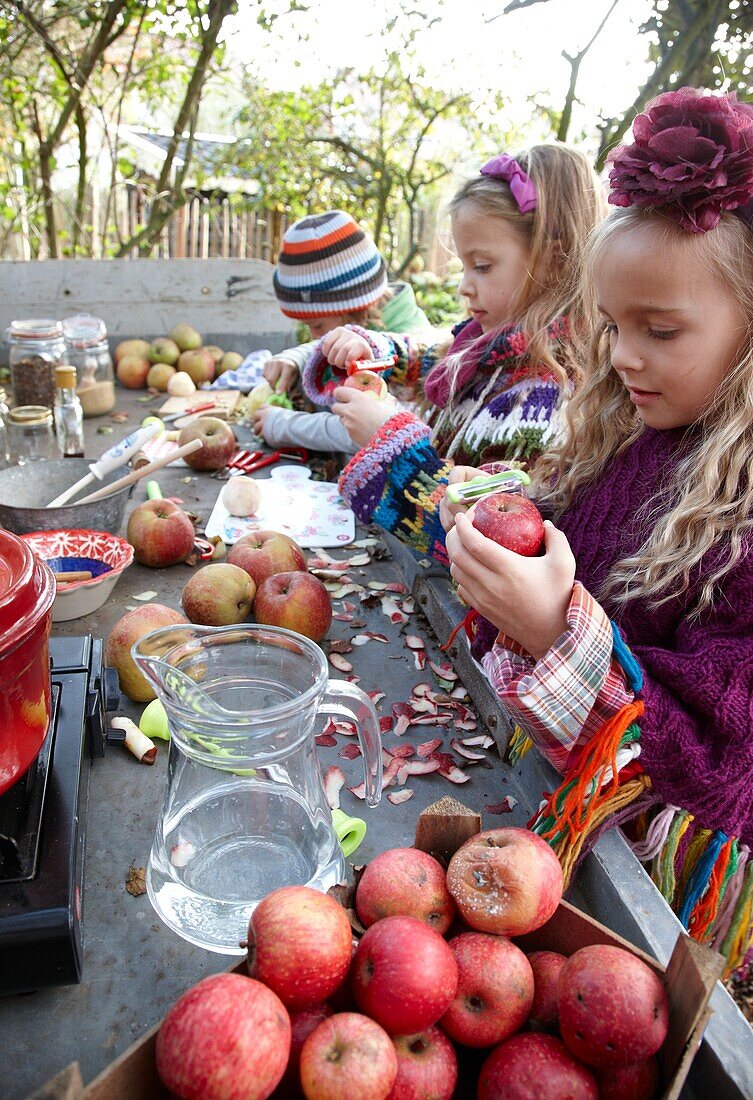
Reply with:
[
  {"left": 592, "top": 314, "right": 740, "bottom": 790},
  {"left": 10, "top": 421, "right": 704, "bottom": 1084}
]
[{"left": 33, "top": 798, "right": 723, "bottom": 1100}]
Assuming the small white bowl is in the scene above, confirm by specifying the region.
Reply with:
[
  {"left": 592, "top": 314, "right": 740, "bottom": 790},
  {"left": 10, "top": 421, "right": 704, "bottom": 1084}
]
[{"left": 21, "top": 529, "right": 134, "bottom": 622}]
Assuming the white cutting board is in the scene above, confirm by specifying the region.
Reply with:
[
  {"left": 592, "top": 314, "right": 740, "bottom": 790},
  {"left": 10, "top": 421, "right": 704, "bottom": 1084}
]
[{"left": 205, "top": 465, "right": 355, "bottom": 547}]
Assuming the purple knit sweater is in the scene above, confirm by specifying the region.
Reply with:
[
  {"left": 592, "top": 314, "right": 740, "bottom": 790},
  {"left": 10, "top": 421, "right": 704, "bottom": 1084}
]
[{"left": 557, "top": 426, "right": 753, "bottom": 845}]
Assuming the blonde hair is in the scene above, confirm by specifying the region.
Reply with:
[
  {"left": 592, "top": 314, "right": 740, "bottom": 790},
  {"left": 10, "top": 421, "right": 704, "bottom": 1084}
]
[
  {"left": 534, "top": 206, "right": 753, "bottom": 614},
  {"left": 434, "top": 144, "right": 606, "bottom": 456}
]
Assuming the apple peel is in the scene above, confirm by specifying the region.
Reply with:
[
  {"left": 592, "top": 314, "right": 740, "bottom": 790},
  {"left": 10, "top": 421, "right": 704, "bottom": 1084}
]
[
  {"left": 324, "top": 765, "right": 346, "bottom": 810},
  {"left": 387, "top": 789, "right": 414, "bottom": 805}
]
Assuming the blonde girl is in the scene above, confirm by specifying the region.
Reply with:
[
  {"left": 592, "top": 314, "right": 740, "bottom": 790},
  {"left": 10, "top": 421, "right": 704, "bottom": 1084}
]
[{"left": 446, "top": 89, "right": 753, "bottom": 976}]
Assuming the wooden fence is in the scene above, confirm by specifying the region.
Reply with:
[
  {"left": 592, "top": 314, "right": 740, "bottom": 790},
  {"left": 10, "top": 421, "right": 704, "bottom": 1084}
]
[{"left": 3, "top": 182, "right": 289, "bottom": 263}]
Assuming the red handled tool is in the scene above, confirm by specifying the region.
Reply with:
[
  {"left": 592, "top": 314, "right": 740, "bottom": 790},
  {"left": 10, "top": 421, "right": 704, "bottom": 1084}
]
[
  {"left": 215, "top": 447, "right": 309, "bottom": 478},
  {"left": 345, "top": 355, "right": 397, "bottom": 377}
]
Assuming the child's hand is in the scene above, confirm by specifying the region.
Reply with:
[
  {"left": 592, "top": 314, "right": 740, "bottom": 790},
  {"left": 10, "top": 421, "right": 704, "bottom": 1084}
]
[
  {"left": 321, "top": 328, "right": 373, "bottom": 369},
  {"left": 331, "top": 386, "right": 397, "bottom": 448},
  {"left": 252, "top": 404, "right": 273, "bottom": 439},
  {"left": 439, "top": 466, "right": 485, "bottom": 532},
  {"left": 445, "top": 513, "right": 576, "bottom": 661},
  {"left": 263, "top": 357, "right": 298, "bottom": 394}
]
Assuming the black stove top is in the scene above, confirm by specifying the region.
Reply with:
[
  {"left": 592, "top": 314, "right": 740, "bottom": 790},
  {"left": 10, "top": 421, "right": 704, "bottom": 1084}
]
[{"left": 0, "top": 635, "right": 119, "bottom": 995}]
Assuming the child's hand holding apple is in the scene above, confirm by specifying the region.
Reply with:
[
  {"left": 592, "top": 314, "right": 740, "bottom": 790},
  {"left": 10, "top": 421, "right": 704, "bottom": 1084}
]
[
  {"left": 332, "top": 384, "right": 397, "bottom": 448},
  {"left": 320, "top": 327, "right": 374, "bottom": 368},
  {"left": 445, "top": 494, "right": 576, "bottom": 660}
]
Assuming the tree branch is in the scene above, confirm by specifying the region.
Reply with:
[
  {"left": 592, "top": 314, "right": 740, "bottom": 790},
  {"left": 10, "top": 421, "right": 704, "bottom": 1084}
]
[{"left": 557, "top": 0, "right": 620, "bottom": 142}]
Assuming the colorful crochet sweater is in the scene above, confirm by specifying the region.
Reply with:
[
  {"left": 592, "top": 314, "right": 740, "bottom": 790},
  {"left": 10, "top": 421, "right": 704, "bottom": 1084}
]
[
  {"left": 489, "top": 426, "right": 753, "bottom": 974},
  {"left": 334, "top": 318, "right": 569, "bottom": 566}
]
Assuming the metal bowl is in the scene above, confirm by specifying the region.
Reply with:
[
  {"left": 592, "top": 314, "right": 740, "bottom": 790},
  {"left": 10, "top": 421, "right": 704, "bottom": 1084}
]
[{"left": 0, "top": 459, "right": 133, "bottom": 536}]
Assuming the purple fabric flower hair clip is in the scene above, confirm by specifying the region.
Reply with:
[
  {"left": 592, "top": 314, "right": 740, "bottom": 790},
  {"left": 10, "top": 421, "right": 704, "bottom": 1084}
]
[
  {"left": 481, "top": 154, "right": 537, "bottom": 214},
  {"left": 607, "top": 87, "right": 753, "bottom": 233}
]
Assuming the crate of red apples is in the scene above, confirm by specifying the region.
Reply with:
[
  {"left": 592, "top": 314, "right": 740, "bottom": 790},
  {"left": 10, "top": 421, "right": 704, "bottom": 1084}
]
[{"left": 54, "top": 798, "right": 722, "bottom": 1100}]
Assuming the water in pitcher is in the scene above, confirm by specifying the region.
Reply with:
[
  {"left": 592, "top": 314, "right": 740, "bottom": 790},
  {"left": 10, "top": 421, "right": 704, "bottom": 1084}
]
[{"left": 133, "top": 624, "right": 381, "bottom": 954}]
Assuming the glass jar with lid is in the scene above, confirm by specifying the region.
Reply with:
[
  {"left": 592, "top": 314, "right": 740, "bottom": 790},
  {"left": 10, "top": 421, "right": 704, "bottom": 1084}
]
[
  {"left": 6, "top": 319, "right": 65, "bottom": 410},
  {"left": 7, "top": 405, "right": 60, "bottom": 464},
  {"left": 0, "top": 387, "right": 8, "bottom": 468},
  {"left": 62, "top": 313, "right": 116, "bottom": 417}
]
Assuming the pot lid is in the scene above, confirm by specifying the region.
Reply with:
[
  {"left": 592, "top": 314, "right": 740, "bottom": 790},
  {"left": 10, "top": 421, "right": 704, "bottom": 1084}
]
[{"left": 0, "top": 529, "right": 55, "bottom": 655}]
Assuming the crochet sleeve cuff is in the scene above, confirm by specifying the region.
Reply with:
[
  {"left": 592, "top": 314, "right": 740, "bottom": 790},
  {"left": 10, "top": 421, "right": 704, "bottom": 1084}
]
[
  {"left": 302, "top": 326, "right": 394, "bottom": 406},
  {"left": 338, "top": 411, "right": 452, "bottom": 565},
  {"left": 481, "top": 582, "right": 633, "bottom": 772}
]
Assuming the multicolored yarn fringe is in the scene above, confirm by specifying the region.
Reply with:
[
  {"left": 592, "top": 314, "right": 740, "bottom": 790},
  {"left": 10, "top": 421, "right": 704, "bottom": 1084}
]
[{"left": 528, "top": 692, "right": 753, "bottom": 975}]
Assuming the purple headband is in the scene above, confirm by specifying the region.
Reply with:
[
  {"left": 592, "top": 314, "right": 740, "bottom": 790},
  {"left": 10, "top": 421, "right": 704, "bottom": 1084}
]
[
  {"left": 607, "top": 87, "right": 753, "bottom": 234},
  {"left": 480, "top": 154, "right": 537, "bottom": 214}
]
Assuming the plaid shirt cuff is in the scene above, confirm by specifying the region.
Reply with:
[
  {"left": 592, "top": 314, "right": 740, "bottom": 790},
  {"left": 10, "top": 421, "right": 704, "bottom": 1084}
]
[{"left": 482, "top": 582, "right": 633, "bottom": 772}]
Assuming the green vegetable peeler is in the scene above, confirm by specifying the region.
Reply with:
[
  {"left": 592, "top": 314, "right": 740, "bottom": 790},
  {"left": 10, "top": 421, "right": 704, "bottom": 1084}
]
[{"left": 445, "top": 468, "right": 531, "bottom": 505}]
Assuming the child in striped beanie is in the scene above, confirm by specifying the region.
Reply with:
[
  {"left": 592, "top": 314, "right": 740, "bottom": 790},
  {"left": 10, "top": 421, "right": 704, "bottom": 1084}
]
[{"left": 256, "top": 210, "right": 433, "bottom": 452}]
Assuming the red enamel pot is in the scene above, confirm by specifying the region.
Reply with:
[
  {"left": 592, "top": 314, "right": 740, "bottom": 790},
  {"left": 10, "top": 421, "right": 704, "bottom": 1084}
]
[{"left": 0, "top": 529, "right": 56, "bottom": 794}]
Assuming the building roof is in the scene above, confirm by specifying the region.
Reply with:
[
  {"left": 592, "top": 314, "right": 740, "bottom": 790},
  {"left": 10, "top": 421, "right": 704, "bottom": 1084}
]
[{"left": 116, "top": 126, "right": 258, "bottom": 194}]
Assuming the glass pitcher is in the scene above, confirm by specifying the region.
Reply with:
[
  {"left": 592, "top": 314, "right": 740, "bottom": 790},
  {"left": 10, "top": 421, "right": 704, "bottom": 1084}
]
[{"left": 132, "top": 623, "right": 382, "bottom": 954}]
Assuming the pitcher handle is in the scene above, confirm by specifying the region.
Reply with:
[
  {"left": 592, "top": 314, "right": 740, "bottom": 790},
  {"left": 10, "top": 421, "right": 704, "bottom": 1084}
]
[{"left": 319, "top": 679, "right": 382, "bottom": 809}]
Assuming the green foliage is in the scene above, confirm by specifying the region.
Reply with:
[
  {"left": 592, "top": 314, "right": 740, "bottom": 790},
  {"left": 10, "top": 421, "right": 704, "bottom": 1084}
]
[{"left": 409, "top": 271, "right": 464, "bottom": 329}]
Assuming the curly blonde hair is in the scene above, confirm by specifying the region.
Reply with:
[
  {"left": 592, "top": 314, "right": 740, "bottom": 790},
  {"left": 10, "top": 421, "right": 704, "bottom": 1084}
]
[{"left": 534, "top": 206, "right": 753, "bottom": 614}]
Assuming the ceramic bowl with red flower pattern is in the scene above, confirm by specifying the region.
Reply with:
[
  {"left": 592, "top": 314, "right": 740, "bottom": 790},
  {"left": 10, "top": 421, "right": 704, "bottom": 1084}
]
[{"left": 21, "top": 529, "right": 134, "bottom": 622}]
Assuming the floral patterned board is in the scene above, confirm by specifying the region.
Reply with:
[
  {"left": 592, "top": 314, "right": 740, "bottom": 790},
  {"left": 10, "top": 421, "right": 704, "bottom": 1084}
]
[{"left": 204, "top": 466, "right": 356, "bottom": 547}]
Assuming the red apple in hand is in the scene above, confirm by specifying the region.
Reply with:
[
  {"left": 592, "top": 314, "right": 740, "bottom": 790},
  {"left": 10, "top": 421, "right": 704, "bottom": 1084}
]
[
  {"left": 477, "top": 1033, "right": 598, "bottom": 1100},
  {"left": 228, "top": 530, "right": 307, "bottom": 587},
  {"left": 246, "top": 885, "right": 353, "bottom": 1012},
  {"left": 342, "top": 370, "right": 388, "bottom": 399},
  {"left": 557, "top": 946, "right": 669, "bottom": 1069},
  {"left": 470, "top": 492, "right": 544, "bottom": 555},
  {"left": 300, "top": 1013, "right": 398, "bottom": 1100},
  {"left": 178, "top": 415, "right": 236, "bottom": 471},
  {"left": 527, "top": 950, "right": 568, "bottom": 1032},
  {"left": 388, "top": 1026, "right": 458, "bottom": 1100},
  {"left": 156, "top": 972, "right": 291, "bottom": 1100},
  {"left": 355, "top": 847, "right": 455, "bottom": 934},
  {"left": 441, "top": 932, "right": 533, "bottom": 1048},
  {"left": 181, "top": 562, "right": 256, "bottom": 625},
  {"left": 126, "top": 499, "right": 196, "bottom": 567},
  {"left": 254, "top": 571, "right": 332, "bottom": 642},
  {"left": 446, "top": 827, "right": 563, "bottom": 936},
  {"left": 351, "top": 915, "right": 458, "bottom": 1036}
]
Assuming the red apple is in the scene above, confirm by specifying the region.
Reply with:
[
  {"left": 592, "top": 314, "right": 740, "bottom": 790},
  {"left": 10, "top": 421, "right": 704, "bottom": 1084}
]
[
  {"left": 355, "top": 847, "right": 455, "bottom": 934},
  {"left": 105, "top": 604, "right": 188, "bottom": 703},
  {"left": 246, "top": 885, "right": 353, "bottom": 1012},
  {"left": 299, "top": 1013, "right": 398, "bottom": 1100},
  {"left": 156, "top": 972, "right": 291, "bottom": 1100},
  {"left": 227, "top": 530, "right": 307, "bottom": 587},
  {"left": 440, "top": 932, "right": 533, "bottom": 1048},
  {"left": 477, "top": 1033, "right": 598, "bottom": 1100},
  {"left": 557, "top": 945, "right": 669, "bottom": 1069},
  {"left": 470, "top": 493, "right": 544, "bottom": 556},
  {"left": 275, "top": 1003, "right": 334, "bottom": 1099},
  {"left": 116, "top": 354, "right": 150, "bottom": 389},
  {"left": 388, "top": 1026, "right": 458, "bottom": 1100},
  {"left": 254, "top": 571, "right": 332, "bottom": 643},
  {"left": 114, "top": 338, "right": 151, "bottom": 362},
  {"left": 343, "top": 370, "right": 388, "bottom": 399},
  {"left": 178, "top": 347, "right": 216, "bottom": 385},
  {"left": 351, "top": 915, "right": 458, "bottom": 1036},
  {"left": 446, "top": 827, "right": 563, "bottom": 937},
  {"left": 126, "top": 498, "right": 196, "bottom": 568},
  {"left": 594, "top": 1056, "right": 660, "bottom": 1100},
  {"left": 181, "top": 562, "right": 256, "bottom": 625},
  {"left": 178, "top": 416, "right": 236, "bottom": 471},
  {"left": 527, "top": 950, "right": 567, "bottom": 1032}
]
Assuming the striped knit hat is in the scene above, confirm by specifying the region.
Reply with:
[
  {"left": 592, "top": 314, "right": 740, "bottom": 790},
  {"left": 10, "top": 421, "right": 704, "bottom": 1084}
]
[{"left": 273, "top": 211, "right": 388, "bottom": 320}]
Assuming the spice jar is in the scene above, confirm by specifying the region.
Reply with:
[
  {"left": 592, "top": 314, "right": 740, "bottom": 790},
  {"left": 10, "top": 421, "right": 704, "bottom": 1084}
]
[
  {"left": 62, "top": 313, "right": 115, "bottom": 417},
  {"left": 0, "top": 387, "right": 8, "bottom": 468},
  {"left": 6, "top": 319, "right": 66, "bottom": 410},
  {"left": 7, "top": 405, "right": 60, "bottom": 464}
]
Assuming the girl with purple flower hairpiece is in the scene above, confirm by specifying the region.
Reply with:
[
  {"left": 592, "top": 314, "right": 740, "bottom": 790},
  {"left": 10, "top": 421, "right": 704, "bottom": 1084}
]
[{"left": 445, "top": 87, "right": 753, "bottom": 978}]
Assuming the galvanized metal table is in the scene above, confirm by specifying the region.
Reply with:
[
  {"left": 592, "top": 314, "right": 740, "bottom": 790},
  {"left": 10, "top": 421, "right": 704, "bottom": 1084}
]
[{"left": 2, "top": 389, "right": 751, "bottom": 1099}]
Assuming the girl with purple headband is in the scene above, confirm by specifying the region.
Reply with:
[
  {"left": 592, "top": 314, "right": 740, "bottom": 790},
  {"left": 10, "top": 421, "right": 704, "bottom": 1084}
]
[
  {"left": 446, "top": 88, "right": 753, "bottom": 977},
  {"left": 298, "top": 145, "right": 604, "bottom": 603}
]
